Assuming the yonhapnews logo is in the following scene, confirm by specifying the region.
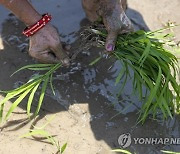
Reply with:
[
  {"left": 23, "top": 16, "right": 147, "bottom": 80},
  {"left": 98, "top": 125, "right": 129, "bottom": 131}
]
[
  {"left": 118, "top": 133, "right": 180, "bottom": 148},
  {"left": 118, "top": 133, "right": 132, "bottom": 148}
]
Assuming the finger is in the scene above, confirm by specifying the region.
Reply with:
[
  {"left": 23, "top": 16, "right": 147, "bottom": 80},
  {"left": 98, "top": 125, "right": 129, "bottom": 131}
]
[
  {"left": 105, "top": 30, "right": 118, "bottom": 52},
  {"left": 29, "top": 49, "right": 60, "bottom": 64},
  {"left": 51, "top": 44, "right": 70, "bottom": 66},
  {"left": 121, "top": 19, "right": 134, "bottom": 34},
  {"left": 62, "top": 43, "right": 71, "bottom": 56}
]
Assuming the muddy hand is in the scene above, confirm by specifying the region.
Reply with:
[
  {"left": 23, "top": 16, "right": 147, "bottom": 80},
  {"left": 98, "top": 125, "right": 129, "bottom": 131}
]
[
  {"left": 100, "top": 0, "right": 133, "bottom": 52},
  {"left": 82, "top": 0, "right": 133, "bottom": 52},
  {"left": 29, "top": 24, "right": 70, "bottom": 65}
]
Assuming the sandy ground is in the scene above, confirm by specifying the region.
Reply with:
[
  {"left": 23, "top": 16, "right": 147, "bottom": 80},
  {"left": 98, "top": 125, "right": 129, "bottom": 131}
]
[{"left": 0, "top": 0, "right": 180, "bottom": 154}]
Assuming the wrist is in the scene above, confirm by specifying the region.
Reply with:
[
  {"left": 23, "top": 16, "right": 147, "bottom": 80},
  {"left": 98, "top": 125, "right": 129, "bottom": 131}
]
[
  {"left": 25, "top": 13, "right": 42, "bottom": 26},
  {"left": 23, "top": 14, "right": 52, "bottom": 37}
]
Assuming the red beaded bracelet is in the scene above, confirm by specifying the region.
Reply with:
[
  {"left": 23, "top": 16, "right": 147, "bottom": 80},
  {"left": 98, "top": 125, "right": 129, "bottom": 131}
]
[{"left": 22, "top": 13, "right": 52, "bottom": 37}]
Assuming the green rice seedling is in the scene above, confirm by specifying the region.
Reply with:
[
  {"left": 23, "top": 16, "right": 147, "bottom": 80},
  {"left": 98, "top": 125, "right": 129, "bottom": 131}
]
[
  {"left": 112, "top": 149, "right": 180, "bottom": 154},
  {"left": 0, "top": 63, "right": 62, "bottom": 122},
  {"left": 112, "top": 149, "right": 132, "bottom": 154},
  {"left": 161, "top": 150, "right": 180, "bottom": 154},
  {"left": 90, "top": 26, "right": 180, "bottom": 123},
  {"left": 21, "top": 130, "right": 67, "bottom": 154},
  {"left": 20, "top": 115, "right": 67, "bottom": 154}
]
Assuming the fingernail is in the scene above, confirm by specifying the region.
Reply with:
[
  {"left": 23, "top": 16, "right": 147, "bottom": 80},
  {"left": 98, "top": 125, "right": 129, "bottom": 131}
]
[
  {"left": 106, "top": 44, "right": 115, "bottom": 51},
  {"left": 63, "top": 58, "right": 70, "bottom": 66}
]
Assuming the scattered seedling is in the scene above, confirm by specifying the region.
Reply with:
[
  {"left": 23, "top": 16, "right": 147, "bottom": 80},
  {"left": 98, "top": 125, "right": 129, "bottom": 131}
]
[
  {"left": 112, "top": 149, "right": 180, "bottom": 154},
  {"left": 112, "top": 149, "right": 132, "bottom": 154},
  {"left": 161, "top": 150, "right": 180, "bottom": 154},
  {"left": 20, "top": 115, "right": 67, "bottom": 154}
]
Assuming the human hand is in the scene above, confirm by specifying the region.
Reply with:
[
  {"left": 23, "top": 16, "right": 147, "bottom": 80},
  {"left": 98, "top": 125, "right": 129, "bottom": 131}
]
[
  {"left": 29, "top": 24, "right": 70, "bottom": 65},
  {"left": 82, "top": 0, "right": 133, "bottom": 52},
  {"left": 100, "top": 0, "right": 133, "bottom": 51}
]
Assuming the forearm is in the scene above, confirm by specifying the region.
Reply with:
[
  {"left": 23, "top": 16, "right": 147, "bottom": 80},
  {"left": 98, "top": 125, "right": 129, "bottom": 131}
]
[
  {"left": 99, "top": 0, "right": 127, "bottom": 13},
  {"left": 0, "top": 0, "right": 41, "bottom": 25}
]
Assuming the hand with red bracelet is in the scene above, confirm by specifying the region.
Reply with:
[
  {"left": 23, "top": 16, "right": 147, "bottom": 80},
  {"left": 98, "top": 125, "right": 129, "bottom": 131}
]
[
  {"left": 0, "top": 0, "right": 69, "bottom": 65},
  {"left": 29, "top": 24, "right": 69, "bottom": 65}
]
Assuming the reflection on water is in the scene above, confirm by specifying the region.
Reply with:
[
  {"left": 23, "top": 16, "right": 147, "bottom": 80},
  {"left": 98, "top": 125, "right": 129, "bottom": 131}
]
[{"left": 0, "top": 6, "right": 9, "bottom": 31}]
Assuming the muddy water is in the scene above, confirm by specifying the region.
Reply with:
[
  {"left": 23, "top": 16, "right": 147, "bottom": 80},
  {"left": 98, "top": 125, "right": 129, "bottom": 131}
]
[{"left": 0, "top": 0, "right": 180, "bottom": 154}]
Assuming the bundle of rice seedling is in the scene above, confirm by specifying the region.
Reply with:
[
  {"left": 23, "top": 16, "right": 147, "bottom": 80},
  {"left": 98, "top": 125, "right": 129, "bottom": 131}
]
[
  {"left": 90, "top": 26, "right": 180, "bottom": 123},
  {"left": 0, "top": 63, "right": 61, "bottom": 122},
  {"left": 0, "top": 26, "right": 179, "bottom": 123}
]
